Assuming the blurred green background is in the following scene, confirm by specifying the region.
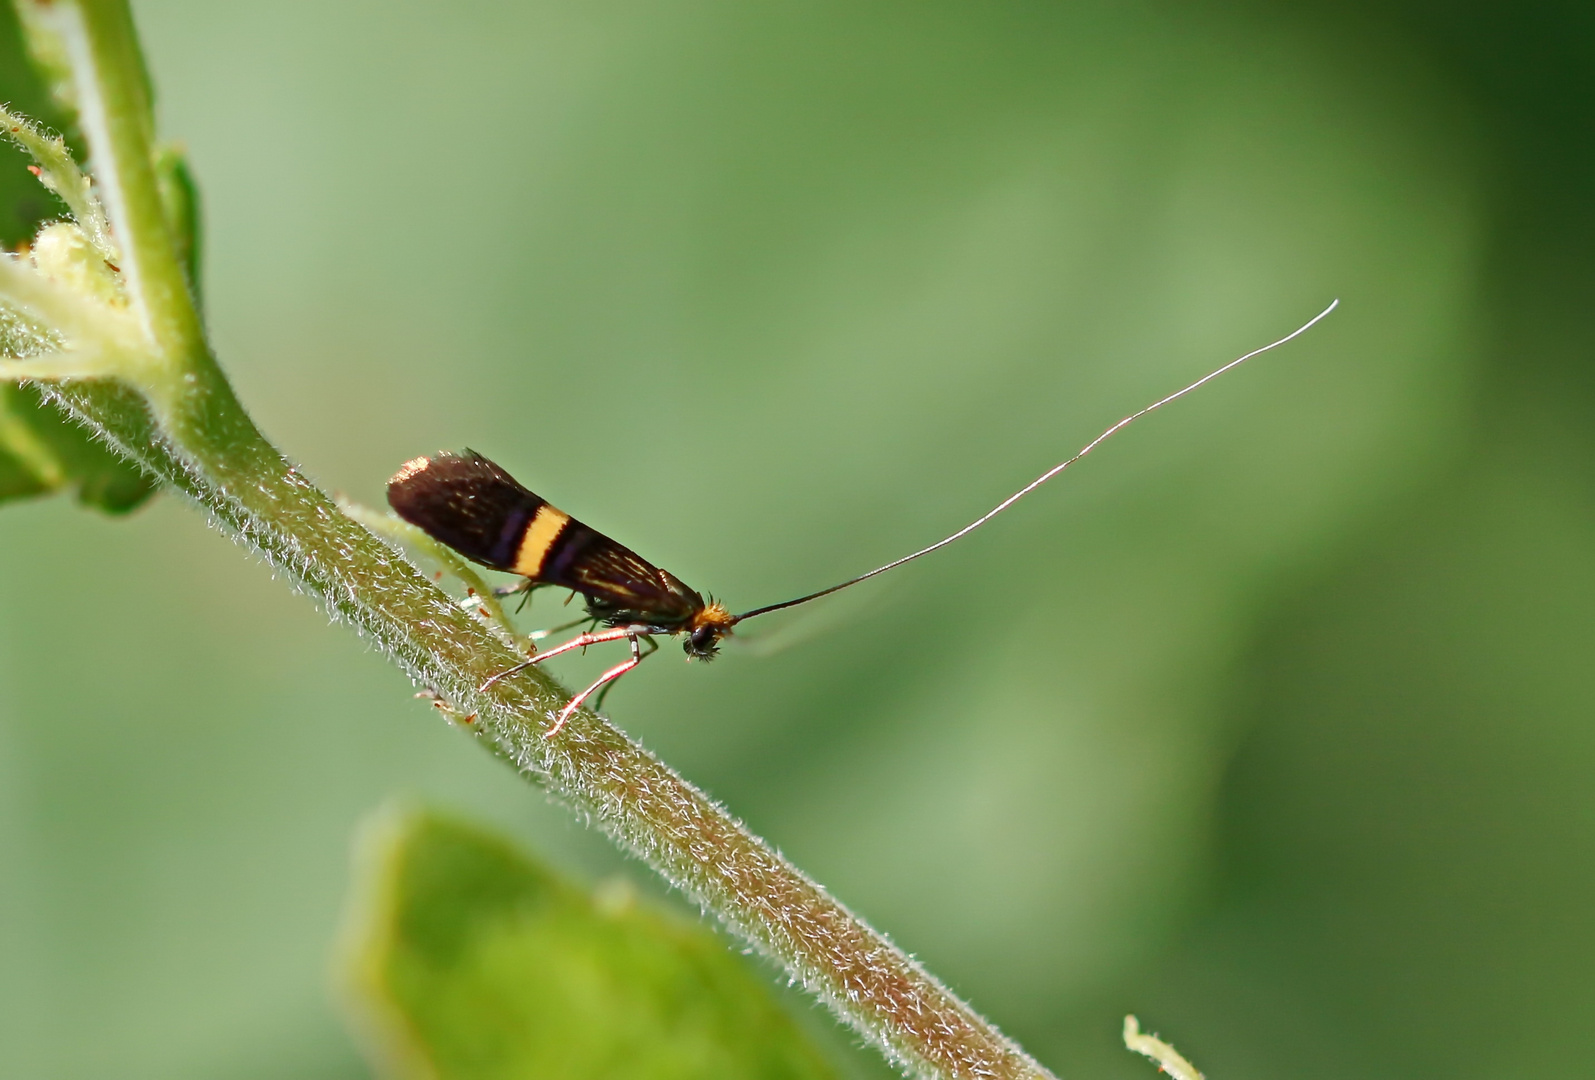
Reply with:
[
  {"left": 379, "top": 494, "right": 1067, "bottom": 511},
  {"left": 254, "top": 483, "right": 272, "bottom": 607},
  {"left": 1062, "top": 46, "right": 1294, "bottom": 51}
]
[{"left": 2, "top": 0, "right": 1591, "bottom": 1076}]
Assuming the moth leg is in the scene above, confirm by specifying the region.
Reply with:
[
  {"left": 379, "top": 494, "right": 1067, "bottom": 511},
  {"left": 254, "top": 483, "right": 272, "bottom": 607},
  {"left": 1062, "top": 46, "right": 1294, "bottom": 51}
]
[
  {"left": 479, "top": 625, "right": 637, "bottom": 691},
  {"left": 593, "top": 635, "right": 657, "bottom": 713},
  {"left": 545, "top": 633, "right": 649, "bottom": 737},
  {"left": 492, "top": 578, "right": 539, "bottom": 613},
  {"left": 527, "top": 614, "right": 591, "bottom": 643}
]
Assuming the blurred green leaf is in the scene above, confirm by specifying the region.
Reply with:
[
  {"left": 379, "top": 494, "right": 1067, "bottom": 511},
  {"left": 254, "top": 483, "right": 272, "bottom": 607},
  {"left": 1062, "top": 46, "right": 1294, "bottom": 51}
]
[
  {"left": 0, "top": 383, "right": 154, "bottom": 512},
  {"left": 340, "top": 808, "right": 839, "bottom": 1080},
  {"left": 0, "top": 0, "right": 69, "bottom": 249}
]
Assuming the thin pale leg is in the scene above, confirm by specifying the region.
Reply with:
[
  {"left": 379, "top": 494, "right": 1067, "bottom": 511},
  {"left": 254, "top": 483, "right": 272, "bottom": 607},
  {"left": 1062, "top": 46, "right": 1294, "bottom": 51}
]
[
  {"left": 527, "top": 614, "right": 594, "bottom": 644},
  {"left": 478, "top": 625, "right": 637, "bottom": 691},
  {"left": 545, "top": 635, "right": 645, "bottom": 737},
  {"left": 593, "top": 635, "right": 656, "bottom": 713},
  {"left": 531, "top": 626, "right": 641, "bottom": 663}
]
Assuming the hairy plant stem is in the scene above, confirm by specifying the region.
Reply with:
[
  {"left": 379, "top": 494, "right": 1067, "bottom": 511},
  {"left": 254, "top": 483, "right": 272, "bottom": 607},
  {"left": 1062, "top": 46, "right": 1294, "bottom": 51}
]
[
  {"left": 57, "top": 379, "right": 1057, "bottom": 1080},
  {"left": 11, "top": 1, "right": 1057, "bottom": 1077}
]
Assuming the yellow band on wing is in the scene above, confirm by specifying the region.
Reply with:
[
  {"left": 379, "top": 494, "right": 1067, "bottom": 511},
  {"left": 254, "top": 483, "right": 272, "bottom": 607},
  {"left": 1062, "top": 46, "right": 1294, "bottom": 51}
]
[{"left": 513, "top": 505, "right": 571, "bottom": 578}]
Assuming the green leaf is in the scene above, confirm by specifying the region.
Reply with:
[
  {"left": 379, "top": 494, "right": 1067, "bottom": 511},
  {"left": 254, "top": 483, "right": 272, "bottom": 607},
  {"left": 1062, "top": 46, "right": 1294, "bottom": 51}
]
[
  {"left": 0, "top": 382, "right": 155, "bottom": 512},
  {"left": 340, "top": 808, "right": 840, "bottom": 1080},
  {"left": 0, "top": 0, "right": 73, "bottom": 248},
  {"left": 153, "top": 142, "right": 202, "bottom": 306}
]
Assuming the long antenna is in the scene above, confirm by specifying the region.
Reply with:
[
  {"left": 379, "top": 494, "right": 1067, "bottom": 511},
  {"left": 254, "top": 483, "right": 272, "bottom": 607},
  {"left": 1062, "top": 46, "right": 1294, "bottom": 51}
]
[{"left": 734, "top": 299, "right": 1339, "bottom": 624}]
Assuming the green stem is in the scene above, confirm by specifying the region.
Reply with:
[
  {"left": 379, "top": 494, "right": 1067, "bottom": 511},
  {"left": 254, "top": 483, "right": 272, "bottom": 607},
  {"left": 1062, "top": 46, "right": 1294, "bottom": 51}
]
[
  {"left": 0, "top": 105, "right": 114, "bottom": 258},
  {"left": 339, "top": 499, "right": 526, "bottom": 650},
  {"left": 15, "top": 2, "right": 1059, "bottom": 1076},
  {"left": 49, "top": 375, "right": 1058, "bottom": 1080},
  {"left": 34, "top": 0, "right": 200, "bottom": 358}
]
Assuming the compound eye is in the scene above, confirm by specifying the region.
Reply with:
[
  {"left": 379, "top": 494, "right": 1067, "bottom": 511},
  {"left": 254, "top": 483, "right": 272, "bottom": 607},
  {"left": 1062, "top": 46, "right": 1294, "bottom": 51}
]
[{"left": 690, "top": 627, "right": 717, "bottom": 653}]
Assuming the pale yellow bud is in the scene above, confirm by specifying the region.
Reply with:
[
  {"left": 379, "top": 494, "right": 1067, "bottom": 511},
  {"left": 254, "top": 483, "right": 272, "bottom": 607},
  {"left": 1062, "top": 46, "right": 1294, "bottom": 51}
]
[{"left": 30, "top": 222, "right": 125, "bottom": 308}]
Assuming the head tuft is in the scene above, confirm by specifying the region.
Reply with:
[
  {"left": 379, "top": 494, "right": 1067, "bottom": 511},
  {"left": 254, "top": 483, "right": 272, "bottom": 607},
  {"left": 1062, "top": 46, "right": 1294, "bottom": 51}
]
[
  {"left": 684, "top": 601, "right": 736, "bottom": 659},
  {"left": 691, "top": 601, "right": 735, "bottom": 632},
  {"left": 389, "top": 455, "right": 432, "bottom": 486}
]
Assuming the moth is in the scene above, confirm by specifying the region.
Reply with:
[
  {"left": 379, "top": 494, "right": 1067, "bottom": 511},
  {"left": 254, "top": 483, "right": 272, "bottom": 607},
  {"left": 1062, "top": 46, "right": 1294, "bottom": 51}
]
[{"left": 389, "top": 301, "right": 1336, "bottom": 735}]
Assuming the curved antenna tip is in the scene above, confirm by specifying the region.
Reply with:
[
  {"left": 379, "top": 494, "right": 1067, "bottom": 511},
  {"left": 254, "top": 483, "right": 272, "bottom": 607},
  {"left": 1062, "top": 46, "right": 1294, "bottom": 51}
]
[{"left": 735, "top": 299, "right": 1340, "bottom": 623}]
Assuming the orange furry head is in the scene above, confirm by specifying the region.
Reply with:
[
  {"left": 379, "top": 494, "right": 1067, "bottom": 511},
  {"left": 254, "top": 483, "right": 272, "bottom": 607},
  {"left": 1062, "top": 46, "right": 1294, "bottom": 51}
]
[{"left": 683, "top": 600, "right": 736, "bottom": 659}]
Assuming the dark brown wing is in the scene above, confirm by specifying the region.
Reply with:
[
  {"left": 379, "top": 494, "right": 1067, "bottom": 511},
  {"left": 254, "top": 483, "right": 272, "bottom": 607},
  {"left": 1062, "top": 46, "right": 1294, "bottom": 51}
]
[
  {"left": 387, "top": 451, "right": 544, "bottom": 572},
  {"left": 387, "top": 450, "right": 705, "bottom": 628},
  {"left": 535, "top": 520, "right": 705, "bottom": 628}
]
